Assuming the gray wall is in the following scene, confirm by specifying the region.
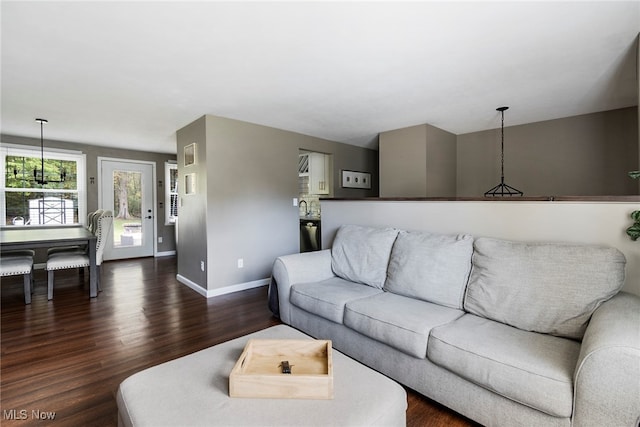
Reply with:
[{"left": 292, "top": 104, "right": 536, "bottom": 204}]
[
  {"left": 1, "top": 133, "right": 178, "bottom": 253},
  {"left": 457, "top": 107, "right": 638, "bottom": 197},
  {"left": 176, "top": 115, "right": 378, "bottom": 293},
  {"left": 380, "top": 124, "right": 428, "bottom": 197},
  {"left": 379, "top": 124, "right": 457, "bottom": 197},
  {"left": 175, "top": 117, "right": 208, "bottom": 286},
  {"left": 426, "top": 125, "right": 457, "bottom": 196}
]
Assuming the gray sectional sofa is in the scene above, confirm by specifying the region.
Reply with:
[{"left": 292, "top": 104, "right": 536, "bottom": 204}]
[{"left": 271, "top": 224, "right": 640, "bottom": 427}]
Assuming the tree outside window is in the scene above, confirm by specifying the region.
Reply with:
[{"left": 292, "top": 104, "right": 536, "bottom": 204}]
[
  {"left": 1, "top": 145, "right": 85, "bottom": 226},
  {"left": 113, "top": 170, "right": 142, "bottom": 221}
]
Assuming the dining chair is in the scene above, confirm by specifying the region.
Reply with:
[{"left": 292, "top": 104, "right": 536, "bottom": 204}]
[
  {"left": 47, "top": 210, "right": 102, "bottom": 257},
  {"left": 94, "top": 210, "right": 113, "bottom": 290},
  {"left": 89, "top": 209, "right": 104, "bottom": 234},
  {"left": 2, "top": 249, "right": 36, "bottom": 258},
  {"left": 46, "top": 211, "right": 113, "bottom": 300},
  {"left": 1, "top": 254, "right": 34, "bottom": 304}
]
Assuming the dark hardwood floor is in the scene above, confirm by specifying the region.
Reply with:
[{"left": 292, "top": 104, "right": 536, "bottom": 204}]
[{"left": 1, "top": 256, "right": 476, "bottom": 426}]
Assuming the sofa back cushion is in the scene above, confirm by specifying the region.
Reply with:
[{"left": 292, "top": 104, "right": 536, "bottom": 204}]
[
  {"left": 384, "top": 231, "right": 473, "bottom": 309},
  {"left": 331, "top": 225, "right": 399, "bottom": 289},
  {"left": 464, "top": 237, "right": 626, "bottom": 340}
]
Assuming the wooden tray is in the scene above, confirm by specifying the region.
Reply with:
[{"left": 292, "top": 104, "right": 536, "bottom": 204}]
[{"left": 229, "top": 339, "right": 333, "bottom": 399}]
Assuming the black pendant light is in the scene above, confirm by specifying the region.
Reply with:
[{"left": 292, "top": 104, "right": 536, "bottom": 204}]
[
  {"left": 13, "top": 118, "right": 67, "bottom": 185},
  {"left": 484, "top": 106, "right": 523, "bottom": 197}
]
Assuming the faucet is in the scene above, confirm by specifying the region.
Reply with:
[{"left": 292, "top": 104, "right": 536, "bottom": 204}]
[{"left": 299, "top": 200, "right": 308, "bottom": 216}]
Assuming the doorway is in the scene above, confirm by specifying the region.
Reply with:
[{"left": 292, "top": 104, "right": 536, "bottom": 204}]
[{"left": 99, "top": 158, "right": 155, "bottom": 260}]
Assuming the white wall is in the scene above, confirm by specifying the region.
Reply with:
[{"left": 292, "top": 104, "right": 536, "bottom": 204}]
[{"left": 321, "top": 200, "right": 640, "bottom": 296}]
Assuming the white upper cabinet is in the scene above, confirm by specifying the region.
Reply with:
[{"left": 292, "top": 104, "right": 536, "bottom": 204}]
[{"left": 299, "top": 152, "right": 330, "bottom": 195}]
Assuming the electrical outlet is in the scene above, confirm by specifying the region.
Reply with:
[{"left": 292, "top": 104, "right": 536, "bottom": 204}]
[
  {"left": 200, "top": 261, "right": 205, "bottom": 272},
  {"left": 237, "top": 258, "right": 244, "bottom": 268},
  {"left": 293, "top": 198, "right": 298, "bottom": 207},
  {"left": 158, "top": 236, "right": 163, "bottom": 243}
]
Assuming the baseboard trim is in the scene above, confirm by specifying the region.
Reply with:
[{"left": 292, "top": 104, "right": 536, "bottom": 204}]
[
  {"left": 176, "top": 274, "right": 207, "bottom": 296},
  {"left": 155, "top": 250, "right": 176, "bottom": 257},
  {"left": 205, "top": 278, "right": 270, "bottom": 298},
  {"left": 176, "top": 275, "right": 269, "bottom": 298}
]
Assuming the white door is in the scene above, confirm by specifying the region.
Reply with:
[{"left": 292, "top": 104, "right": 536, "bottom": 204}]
[{"left": 99, "top": 158, "right": 155, "bottom": 260}]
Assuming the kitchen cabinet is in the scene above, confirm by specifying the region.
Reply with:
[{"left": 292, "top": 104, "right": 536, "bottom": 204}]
[{"left": 299, "top": 152, "right": 330, "bottom": 195}]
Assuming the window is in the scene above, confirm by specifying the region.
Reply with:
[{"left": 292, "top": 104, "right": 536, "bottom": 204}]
[
  {"left": 1, "top": 143, "right": 86, "bottom": 227},
  {"left": 165, "top": 162, "right": 178, "bottom": 225}
]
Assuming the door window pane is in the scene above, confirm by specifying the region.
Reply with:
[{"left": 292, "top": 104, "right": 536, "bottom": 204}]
[{"left": 113, "top": 170, "right": 143, "bottom": 247}]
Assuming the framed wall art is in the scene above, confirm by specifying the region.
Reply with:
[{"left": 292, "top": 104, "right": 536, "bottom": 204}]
[
  {"left": 184, "top": 143, "right": 196, "bottom": 167},
  {"left": 341, "top": 170, "right": 371, "bottom": 189},
  {"left": 185, "top": 173, "right": 196, "bottom": 195}
]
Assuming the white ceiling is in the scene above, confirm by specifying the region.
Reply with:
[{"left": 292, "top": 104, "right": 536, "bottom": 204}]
[{"left": 1, "top": 1, "right": 638, "bottom": 154}]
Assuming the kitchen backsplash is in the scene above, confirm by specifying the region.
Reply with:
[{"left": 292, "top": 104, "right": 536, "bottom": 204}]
[
  {"left": 299, "top": 175, "right": 309, "bottom": 194},
  {"left": 299, "top": 194, "right": 320, "bottom": 217},
  {"left": 298, "top": 176, "right": 321, "bottom": 217}
]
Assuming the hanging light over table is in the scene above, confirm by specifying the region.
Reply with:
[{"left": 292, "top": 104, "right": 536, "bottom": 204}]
[
  {"left": 12, "top": 118, "right": 67, "bottom": 185},
  {"left": 484, "top": 106, "right": 523, "bottom": 197}
]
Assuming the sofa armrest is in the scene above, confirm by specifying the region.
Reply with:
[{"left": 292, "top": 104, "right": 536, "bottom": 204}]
[
  {"left": 573, "top": 292, "right": 640, "bottom": 427},
  {"left": 271, "top": 249, "right": 335, "bottom": 324}
]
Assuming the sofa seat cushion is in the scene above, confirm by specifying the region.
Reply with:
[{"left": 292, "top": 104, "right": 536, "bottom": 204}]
[
  {"left": 290, "top": 277, "right": 383, "bottom": 324},
  {"left": 428, "top": 314, "right": 580, "bottom": 418},
  {"left": 344, "top": 292, "right": 464, "bottom": 359},
  {"left": 384, "top": 230, "right": 473, "bottom": 309},
  {"left": 464, "top": 237, "right": 626, "bottom": 340},
  {"left": 331, "top": 225, "right": 399, "bottom": 289}
]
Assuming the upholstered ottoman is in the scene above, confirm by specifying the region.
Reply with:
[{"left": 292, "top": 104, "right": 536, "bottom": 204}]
[{"left": 117, "top": 325, "right": 407, "bottom": 426}]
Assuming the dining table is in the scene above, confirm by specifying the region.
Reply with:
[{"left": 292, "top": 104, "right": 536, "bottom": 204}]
[{"left": 0, "top": 226, "right": 98, "bottom": 298}]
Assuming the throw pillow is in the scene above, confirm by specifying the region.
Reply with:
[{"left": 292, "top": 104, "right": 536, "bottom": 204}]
[
  {"left": 384, "top": 230, "right": 473, "bottom": 309},
  {"left": 331, "top": 224, "right": 399, "bottom": 289},
  {"left": 464, "top": 237, "right": 626, "bottom": 340}
]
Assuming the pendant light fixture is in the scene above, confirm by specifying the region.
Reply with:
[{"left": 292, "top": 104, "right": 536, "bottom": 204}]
[
  {"left": 484, "top": 106, "right": 523, "bottom": 197},
  {"left": 13, "top": 118, "right": 67, "bottom": 185}
]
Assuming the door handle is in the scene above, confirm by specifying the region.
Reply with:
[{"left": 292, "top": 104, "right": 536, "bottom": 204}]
[{"left": 145, "top": 216, "right": 152, "bottom": 219}]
